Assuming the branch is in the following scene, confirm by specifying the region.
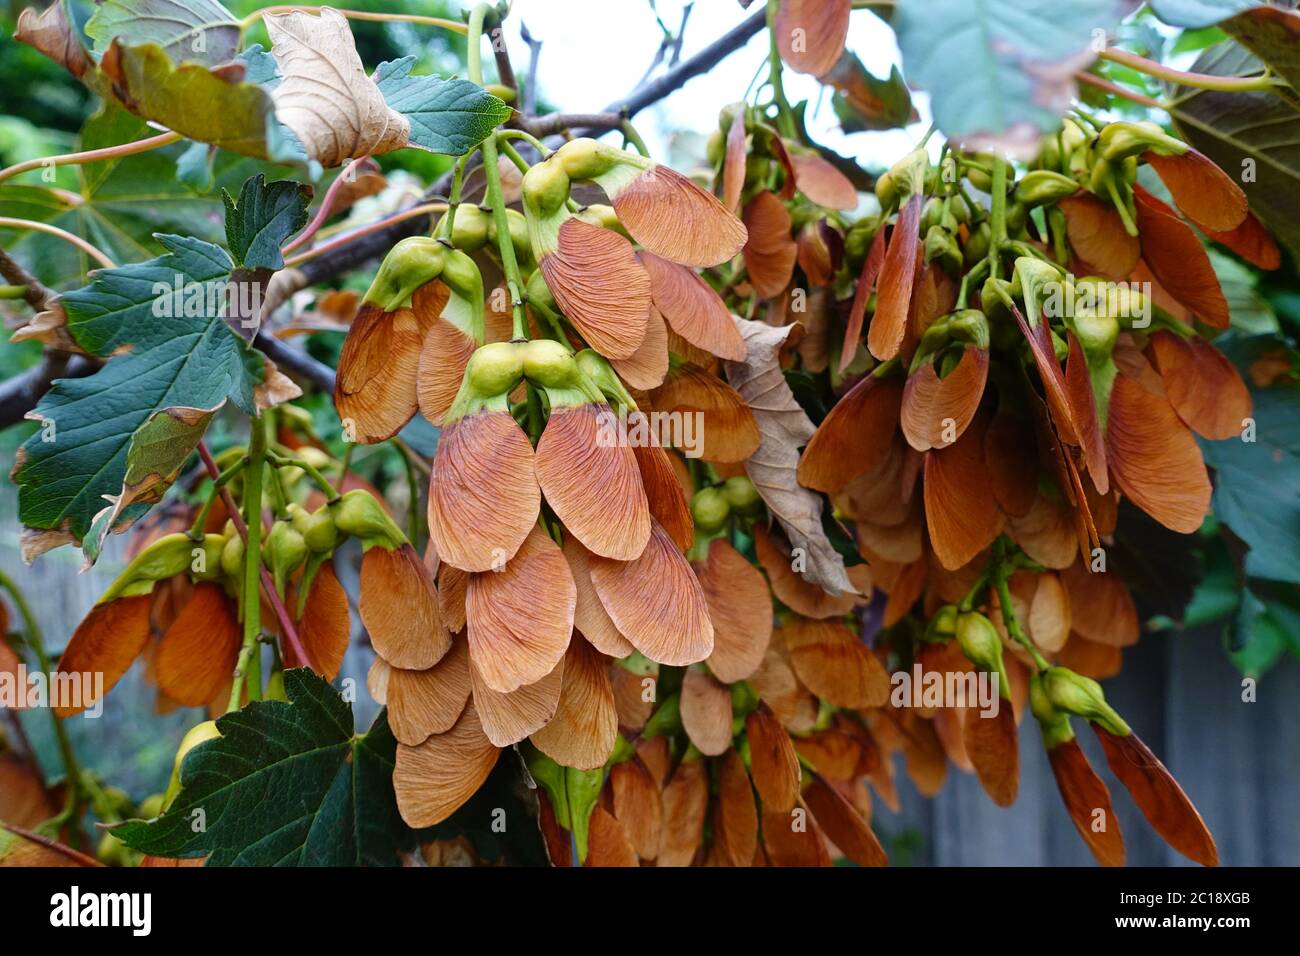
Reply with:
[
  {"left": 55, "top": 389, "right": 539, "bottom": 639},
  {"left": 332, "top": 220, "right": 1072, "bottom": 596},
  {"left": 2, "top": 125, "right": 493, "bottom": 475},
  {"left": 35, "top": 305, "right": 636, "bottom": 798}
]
[
  {"left": 0, "top": 355, "right": 93, "bottom": 429},
  {"left": 255, "top": 332, "right": 337, "bottom": 393},
  {"left": 602, "top": 6, "right": 766, "bottom": 122},
  {"left": 518, "top": 112, "right": 625, "bottom": 137},
  {"left": 0, "top": 247, "right": 54, "bottom": 310}
]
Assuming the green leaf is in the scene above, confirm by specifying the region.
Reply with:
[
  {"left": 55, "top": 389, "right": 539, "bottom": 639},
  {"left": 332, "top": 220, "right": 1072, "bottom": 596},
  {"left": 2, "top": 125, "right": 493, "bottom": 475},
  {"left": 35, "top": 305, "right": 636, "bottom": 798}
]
[
  {"left": 0, "top": 105, "right": 226, "bottom": 288},
  {"left": 114, "top": 671, "right": 407, "bottom": 866},
  {"left": 14, "top": 232, "right": 263, "bottom": 550},
  {"left": 1169, "top": 42, "right": 1300, "bottom": 264},
  {"left": 1228, "top": 584, "right": 1300, "bottom": 676},
  {"left": 85, "top": 0, "right": 242, "bottom": 68},
  {"left": 373, "top": 58, "right": 512, "bottom": 155},
  {"left": 1199, "top": 335, "right": 1300, "bottom": 585},
  {"left": 1149, "top": 0, "right": 1262, "bottom": 29},
  {"left": 222, "top": 173, "right": 311, "bottom": 271},
  {"left": 101, "top": 42, "right": 303, "bottom": 163},
  {"left": 894, "top": 0, "right": 1127, "bottom": 150}
]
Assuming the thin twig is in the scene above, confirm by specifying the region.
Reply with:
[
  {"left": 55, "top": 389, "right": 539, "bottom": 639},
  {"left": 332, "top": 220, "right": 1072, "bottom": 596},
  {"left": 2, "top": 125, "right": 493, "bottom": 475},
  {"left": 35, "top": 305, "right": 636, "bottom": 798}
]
[
  {"left": 518, "top": 112, "right": 626, "bottom": 138},
  {"left": 282, "top": 157, "right": 375, "bottom": 254},
  {"left": 520, "top": 21, "right": 543, "bottom": 115}
]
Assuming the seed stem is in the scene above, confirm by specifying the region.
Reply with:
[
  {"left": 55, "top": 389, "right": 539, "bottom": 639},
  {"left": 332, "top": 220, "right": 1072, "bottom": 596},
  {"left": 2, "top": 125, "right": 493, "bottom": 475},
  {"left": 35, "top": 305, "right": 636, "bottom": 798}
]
[
  {"left": 470, "top": 5, "right": 527, "bottom": 341},
  {"left": 987, "top": 155, "right": 1008, "bottom": 280},
  {"left": 991, "top": 541, "right": 1050, "bottom": 672},
  {"left": 764, "top": 0, "right": 798, "bottom": 140},
  {"left": 230, "top": 420, "right": 267, "bottom": 711}
]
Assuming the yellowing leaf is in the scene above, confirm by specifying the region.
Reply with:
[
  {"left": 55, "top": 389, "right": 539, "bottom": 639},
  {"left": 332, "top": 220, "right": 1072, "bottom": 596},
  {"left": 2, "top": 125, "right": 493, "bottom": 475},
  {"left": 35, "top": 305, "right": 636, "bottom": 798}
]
[{"left": 725, "top": 317, "right": 855, "bottom": 595}]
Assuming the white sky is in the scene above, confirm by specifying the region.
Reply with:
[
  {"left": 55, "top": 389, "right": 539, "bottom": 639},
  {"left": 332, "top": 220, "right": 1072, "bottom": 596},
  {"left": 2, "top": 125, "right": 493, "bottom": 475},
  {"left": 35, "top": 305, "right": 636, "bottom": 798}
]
[{"left": 498, "top": 0, "right": 933, "bottom": 172}]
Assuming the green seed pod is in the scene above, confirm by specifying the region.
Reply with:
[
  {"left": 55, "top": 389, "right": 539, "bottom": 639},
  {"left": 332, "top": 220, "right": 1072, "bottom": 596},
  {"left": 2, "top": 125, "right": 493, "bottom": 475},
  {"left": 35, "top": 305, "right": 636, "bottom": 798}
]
[
  {"left": 691, "top": 487, "right": 731, "bottom": 534},
  {"left": 918, "top": 315, "right": 953, "bottom": 354},
  {"left": 1029, "top": 672, "right": 1075, "bottom": 749},
  {"left": 1097, "top": 120, "right": 1184, "bottom": 163},
  {"left": 947, "top": 309, "right": 991, "bottom": 349},
  {"left": 332, "top": 489, "right": 405, "bottom": 550},
  {"left": 744, "top": 155, "right": 772, "bottom": 190},
  {"left": 465, "top": 341, "right": 527, "bottom": 397},
  {"left": 162, "top": 720, "right": 221, "bottom": 810},
  {"left": 963, "top": 151, "right": 997, "bottom": 192},
  {"left": 923, "top": 224, "right": 962, "bottom": 274},
  {"left": 573, "top": 203, "right": 623, "bottom": 234},
  {"left": 286, "top": 502, "right": 311, "bottom": 537},
  {"left": 264, "top": 670, "right": 288, "bottom": 702},
  {"left": 963, "top": 221, "right": 991, "bottom": 266},
  {"left": 96, "top": 831, "right": 131, "bottom": 867},
  {"left": 522, "top": 338, "right": 582, "bottom": 390},
  {"left": 487, "top": 207, "right": 535, "bottom": 264},
  {"left": 843, "top": 216, "right": 879, "bottom": 269},
  {"left": 192, "top": 533, "right": 226, "bottom": 582},
  {"left": 1071, "top": 307, "right": 1120, "bottom": 361},
  {"left": 948, "top": 192, "right": 971, "bottom": 224},
  {"left": 219, "top": 532, "right": 245, "bottom": 580},
  {"left": 574, "top": 348, "right": 636, "bottom": 410},
  {"left": 1005, "top": 199, "right": 1028, "bottom": 235},
  {"left": 136, "top": 792, "right": 166, "bottom": 820},
  {"left": 924, "top": 604, "right": 959, "bottom": 643},
  {"left": 1014, "top": 169, "right": 1081, "bottom": 207},
  {"left": 920, "top": 196, "right": 946, "bottom": 234},
  {"left": 706, "top": 127, "right": 726, "bottom": 167},
  {"left": 874, "top": 167, "right": 896, "bottom": 207},
  {"left": 721, "top": 475, "right": 762, "bottom": 517},
  {"left": 303, "top": 505, "right": 340, "bottom": 553},
  {"left": 363, "top": 236, "right": 446, "bottom": 312},
  {"left": 100, "top": 532, "right": 197, "bottom": 601},
  {"left": 438, "top": 203, "right": 490, "bottom": 251},
  {"left": 521, "top": 156, "right": 573, "bottom": 217},
  {"left": 1041, "top": 666, "right": 1130, "bottom": 736},
  {"left": 554, "top": 137, "right": 618, "bottom": 182},
  {"left": 981, "top": 276, "right": 1014, "bottom": 321},
  {"left": 266, "top": 520, "right": 308, "bottom": 592},
  {"left": 955, "top": 611, "right": 1010, "bottom": 700}
]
